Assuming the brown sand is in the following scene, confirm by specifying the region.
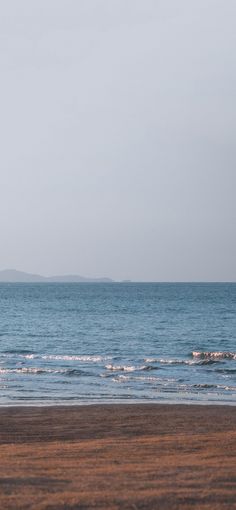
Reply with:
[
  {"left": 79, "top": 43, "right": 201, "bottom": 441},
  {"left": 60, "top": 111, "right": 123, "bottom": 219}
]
[{"left": 0, "top": 404, "right": 236, "bottom": 509}]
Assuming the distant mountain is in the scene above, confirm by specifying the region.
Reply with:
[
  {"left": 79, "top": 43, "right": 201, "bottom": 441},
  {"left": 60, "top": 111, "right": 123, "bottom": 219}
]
[
  {"left": 0, "top": 269, "right": 113, "bottom": 283},
  {"left": 0, "top": 269, "right": 45, "bottom": 282}
]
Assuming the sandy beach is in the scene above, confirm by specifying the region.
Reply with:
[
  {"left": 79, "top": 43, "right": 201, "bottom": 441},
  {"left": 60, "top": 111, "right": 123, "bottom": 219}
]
[{"left": 0, "top": 404, "right": 235, "bottom": 509}]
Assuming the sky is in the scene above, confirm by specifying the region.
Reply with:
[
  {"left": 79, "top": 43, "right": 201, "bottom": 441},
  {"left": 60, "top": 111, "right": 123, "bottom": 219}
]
[{"left": 0, "top": 0, "right": 236, "bottom": 281}]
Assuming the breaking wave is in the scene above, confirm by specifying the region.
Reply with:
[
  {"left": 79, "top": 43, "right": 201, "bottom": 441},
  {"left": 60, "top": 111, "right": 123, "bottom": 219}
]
[
  {"left": 111, "top": 374, "right": 172, "bottom": 383},
  {"left": 40, "top": 354, "right": 111, "bottom": 362},
  {"left": 144, "top": 358, "right": 215, "bottom": 366},
  {"left": 2, "top": 353, "right": 112, "bottom": 362},
  {"left": 193, "top": 383, "right": 236, "bottom": 392},
  {"left": 0, "top": 367, "right": 84, "bottom": 376},
  {"left": 105, "top": 364, "right": 154, "bottom": 372},
  {"left": 192, "top": 351, "right": 236, "bottom": 361},
  {"left": 0, "top": 367, "right": 60, "bottom": 375}
]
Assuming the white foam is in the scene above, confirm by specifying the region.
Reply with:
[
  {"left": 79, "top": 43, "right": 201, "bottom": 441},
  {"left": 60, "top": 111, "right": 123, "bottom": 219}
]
[
  {"left": 111, "top": 374, "right": 175, "bottom": 384},
  {"left": 145, "top": 358, "right": 197, "bottom": 365},
  {"left": 0, "top": 367, "right": 64, "bottom": 375},
  {"left": 41, "top": 354, "right": 108, "bottom": 362},
  {"left": 20, "top": 354, "right": 111, "bottom": 362},
  {"left": 192, "top": 351, "right": 236, "bottom": 360},
  {"left": 105, "top": 364, "right": 147, "bottom": 372}
]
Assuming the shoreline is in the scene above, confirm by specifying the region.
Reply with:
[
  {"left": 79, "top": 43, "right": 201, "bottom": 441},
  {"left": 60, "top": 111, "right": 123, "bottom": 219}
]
[
  {"left": 0, "top": 403, "right": 236, "bottom": 509},
  {"left": 1, "top": 398, "right": 236, "bottom": 407},
  {"left": 0, "top": 392, "right": 236, "bottom": 411}
]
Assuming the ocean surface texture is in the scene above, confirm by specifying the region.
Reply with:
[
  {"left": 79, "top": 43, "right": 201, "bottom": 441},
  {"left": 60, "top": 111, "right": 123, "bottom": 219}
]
[{"left": 0, "top": 283, "right": 235, "bottom": 405}]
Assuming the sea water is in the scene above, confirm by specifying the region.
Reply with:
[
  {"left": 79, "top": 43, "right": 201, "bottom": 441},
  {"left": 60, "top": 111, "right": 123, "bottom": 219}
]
[{"left": 0, "top": 282, "right": 235, "bottom": 405}]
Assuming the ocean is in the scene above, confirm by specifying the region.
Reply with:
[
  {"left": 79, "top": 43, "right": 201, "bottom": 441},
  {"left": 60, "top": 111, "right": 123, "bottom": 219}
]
[{"left": 0, "top": 282, "right": 235, "bottom": 406}]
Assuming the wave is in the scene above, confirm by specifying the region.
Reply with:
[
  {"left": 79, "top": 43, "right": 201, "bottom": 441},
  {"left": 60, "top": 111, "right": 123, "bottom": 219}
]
[
  {"left": 0, "top": 367, "right": 84, "bottom": 376},
  {"left": 110, "top": 376, "right": 236, "bottom": 393},
  {"left": 105, "top": 364, "right": 154, "bottom": 372},
  {"left": 145, "top": 357, "right": 190, "bottom": 365},
  {"left": 40, "top": 354, "right": 111, "bottom": 362},
  {"left": 192, "top": 351, "right": 236, "bottom": 361},
  {"left": 0, "top": 367, "right": 59, "bottom": 375},
  {"left": 2, "top": 353, "right": 112, "bottom": 362},
  {"left": 111, "top": 375, "right": 170, "bottom": 383},
  {"left": 144, "top": 358, "right": 215, "bottom": 366},
  {"left": 193, "top": 383, "right": 236, "bottom": 392}
]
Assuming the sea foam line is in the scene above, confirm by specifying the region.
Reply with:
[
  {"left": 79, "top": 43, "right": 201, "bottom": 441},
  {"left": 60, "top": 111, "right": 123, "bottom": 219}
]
[
  {"left": 41, "top": 354, "right": 111, "bottom": 362},
  {"left": 105, "top": 364, "right": 154, "bottom": 372},
  {"left": 21, "top": 354, "right": 112, "bottom": 362},
  {"left": 0, "top": 367, "right": 62, "bottom": 375},
  {"left": 192, "top": 351, "right": 236, "bottom": 360},
  {"left": 144, "top": 358, "right": 214, "bottom": 366},
  {"left": 1, "top": 352, "right": 112, "bottom": 362},
  {"left": 0, "top": 367, "right": 84, "bottom": 376}
]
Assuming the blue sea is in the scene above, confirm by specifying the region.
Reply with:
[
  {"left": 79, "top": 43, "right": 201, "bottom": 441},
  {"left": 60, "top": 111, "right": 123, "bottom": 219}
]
[{"left": 0, "top": 283, "right": 235, "bottom": 406}]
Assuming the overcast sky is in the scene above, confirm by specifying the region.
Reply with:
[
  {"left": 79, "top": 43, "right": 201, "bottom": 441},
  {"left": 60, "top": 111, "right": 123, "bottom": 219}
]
[{"left": 0, "top": 0, "right": 235, "bottom": 281}]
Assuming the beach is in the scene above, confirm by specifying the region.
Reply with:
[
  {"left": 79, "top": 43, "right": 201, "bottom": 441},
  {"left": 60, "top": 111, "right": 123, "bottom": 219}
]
[{"left": 0, "top": 404, "right": 235, "bottom": 509}]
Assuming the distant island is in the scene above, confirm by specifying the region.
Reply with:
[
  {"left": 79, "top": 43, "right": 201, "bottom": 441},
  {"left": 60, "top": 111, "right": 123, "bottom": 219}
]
[{"left": 0, "top": 269, "right": 114, "bottom": 283}]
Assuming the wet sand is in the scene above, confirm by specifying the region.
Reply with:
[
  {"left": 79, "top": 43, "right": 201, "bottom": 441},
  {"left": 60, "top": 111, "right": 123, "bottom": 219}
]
[{"left": 0, "top": 404, "right": 236, "bottom": 509}]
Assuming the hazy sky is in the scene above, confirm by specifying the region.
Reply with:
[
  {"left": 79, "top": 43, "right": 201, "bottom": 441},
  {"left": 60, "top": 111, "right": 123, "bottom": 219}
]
[{"left": 0, "top": 0, "right": 236, "bottom": 281}]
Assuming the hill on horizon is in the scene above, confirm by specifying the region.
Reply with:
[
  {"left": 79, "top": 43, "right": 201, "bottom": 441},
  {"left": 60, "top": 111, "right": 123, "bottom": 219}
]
[{"left": 0, "top": 269, "right": 113, "bottom": 283}]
